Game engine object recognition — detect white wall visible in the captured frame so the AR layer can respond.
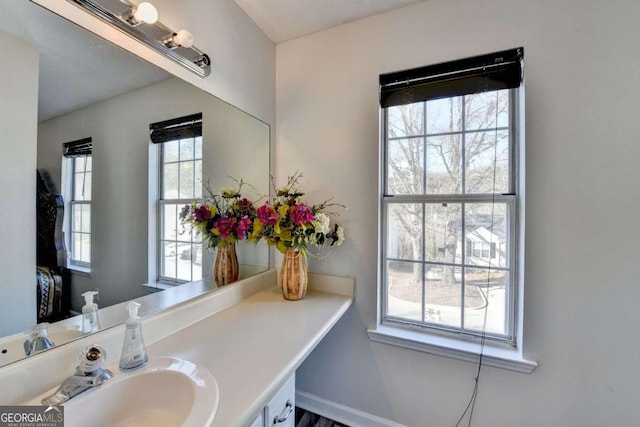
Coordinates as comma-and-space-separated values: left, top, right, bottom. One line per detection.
277, 0, 640, 425
38, 78, 269, 311
0, 33, 39, 336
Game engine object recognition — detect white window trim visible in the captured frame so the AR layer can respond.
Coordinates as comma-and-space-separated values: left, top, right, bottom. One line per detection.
141, 282, 175, 291
367, 324, 536, 373
68, 263, 91, 276
148, 142, 160, 285
372, 82, 536, 373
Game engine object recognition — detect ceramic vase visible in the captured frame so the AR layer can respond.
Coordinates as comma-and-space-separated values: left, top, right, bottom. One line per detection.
214, 242, 239, 286
280, 248, 308, 301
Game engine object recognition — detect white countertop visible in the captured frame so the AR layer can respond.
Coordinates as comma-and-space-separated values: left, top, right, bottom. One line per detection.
148, 285, 352, 427
0, 270, 352, 427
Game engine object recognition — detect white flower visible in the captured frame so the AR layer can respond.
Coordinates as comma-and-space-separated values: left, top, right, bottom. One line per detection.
313, 213, 331, 235
220, 187, 239, 198
334, 225, 345, 246
289, 184, 301, 194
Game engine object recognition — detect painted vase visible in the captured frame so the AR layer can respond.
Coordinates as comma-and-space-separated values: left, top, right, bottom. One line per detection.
280, 248, 308, 301
214, 242, 239, 286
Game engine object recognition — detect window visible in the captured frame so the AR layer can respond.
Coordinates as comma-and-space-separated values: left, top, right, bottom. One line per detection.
63, 137, 92, 268
379, 49, 523, 346
467, 241, 497, 259
151, 113, 203, 284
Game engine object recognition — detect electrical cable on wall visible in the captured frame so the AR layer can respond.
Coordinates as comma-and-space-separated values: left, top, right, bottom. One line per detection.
454, 91, 501, 427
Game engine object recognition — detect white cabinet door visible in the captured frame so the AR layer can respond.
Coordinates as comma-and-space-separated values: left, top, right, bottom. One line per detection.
265, 374, 295, 427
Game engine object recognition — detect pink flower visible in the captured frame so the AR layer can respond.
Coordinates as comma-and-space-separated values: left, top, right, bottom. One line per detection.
289, 204, 315, 226
213, 217, 235, 239
257, 204, 279, 225
235, 216, 252, 239
194, 205, 212, 222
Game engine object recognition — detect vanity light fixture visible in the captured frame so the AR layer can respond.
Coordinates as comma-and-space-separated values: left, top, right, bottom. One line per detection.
68, 0, 211, 77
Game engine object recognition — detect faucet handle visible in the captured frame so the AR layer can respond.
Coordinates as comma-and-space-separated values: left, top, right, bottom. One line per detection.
25, 322, 51, 339
78, 345, 107, 374
23, 323, 55, 356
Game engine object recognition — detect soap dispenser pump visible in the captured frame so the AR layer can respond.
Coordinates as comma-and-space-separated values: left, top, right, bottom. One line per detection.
119, 301, 148, 372
81, 291, 102, 333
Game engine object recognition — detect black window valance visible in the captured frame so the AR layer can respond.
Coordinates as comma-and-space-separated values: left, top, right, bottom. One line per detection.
380, 48, 523, 108
62, 137, 92, 157
149, 113, 203, 144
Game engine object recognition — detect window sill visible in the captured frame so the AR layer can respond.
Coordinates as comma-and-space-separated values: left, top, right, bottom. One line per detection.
141, 282, 176, 291
367, 324, 537, 373
68, 265, 91, 277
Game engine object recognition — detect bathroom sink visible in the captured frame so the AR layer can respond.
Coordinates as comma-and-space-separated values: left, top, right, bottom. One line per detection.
48, 325, 83, 343
58, 357, 219, 427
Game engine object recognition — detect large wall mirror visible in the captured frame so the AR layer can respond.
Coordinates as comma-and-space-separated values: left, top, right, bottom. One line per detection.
0, 0, 270, 368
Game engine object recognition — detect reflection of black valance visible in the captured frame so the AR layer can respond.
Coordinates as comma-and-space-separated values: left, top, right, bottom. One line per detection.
62, 137, 92, 157
380, 48, 523, 108
149, 113, 203, 144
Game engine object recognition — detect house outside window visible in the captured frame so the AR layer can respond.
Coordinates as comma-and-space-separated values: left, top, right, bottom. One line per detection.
378, 49, 524, 346
152, 113, 203, 284
63, 137, 92, 268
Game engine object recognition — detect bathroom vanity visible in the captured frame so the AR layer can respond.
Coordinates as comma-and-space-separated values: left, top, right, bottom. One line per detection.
0, 270, 353, 426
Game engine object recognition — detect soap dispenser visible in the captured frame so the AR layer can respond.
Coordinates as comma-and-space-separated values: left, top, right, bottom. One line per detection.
81, 291, 102, 333
119, 301, 148, 372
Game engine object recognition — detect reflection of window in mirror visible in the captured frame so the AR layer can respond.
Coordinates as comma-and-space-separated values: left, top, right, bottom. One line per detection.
62, 138, 93, 271
152, 113, 203, 284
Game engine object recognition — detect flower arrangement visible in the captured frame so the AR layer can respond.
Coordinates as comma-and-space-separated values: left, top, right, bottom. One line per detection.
180, 179, 257, 249
249, 172, 345, 255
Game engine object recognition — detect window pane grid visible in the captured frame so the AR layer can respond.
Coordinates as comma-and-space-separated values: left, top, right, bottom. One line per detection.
384, 200, 513, 339
382, 88, 516, 343
385, 257, 510, 272
382, 315, 512, 343
158, 137, 202, 284
386, 91, 511, 197
388, 126, 510, 142
70, 155, 91, 266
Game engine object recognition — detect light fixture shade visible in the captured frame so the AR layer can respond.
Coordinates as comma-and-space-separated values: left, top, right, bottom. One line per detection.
174, 29, 194, 48
133, 2, 158, 24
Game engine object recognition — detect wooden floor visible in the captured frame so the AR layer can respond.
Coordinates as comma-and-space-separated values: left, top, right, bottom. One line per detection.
295, 407, 349, 427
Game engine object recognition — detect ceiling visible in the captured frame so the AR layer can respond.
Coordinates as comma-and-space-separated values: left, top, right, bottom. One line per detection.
233, 0, 427, 43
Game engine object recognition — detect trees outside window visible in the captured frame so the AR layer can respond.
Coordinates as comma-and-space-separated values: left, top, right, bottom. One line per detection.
383, 89, 518, 340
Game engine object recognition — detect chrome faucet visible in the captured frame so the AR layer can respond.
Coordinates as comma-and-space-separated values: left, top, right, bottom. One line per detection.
24, 323, 55, 356
41, 345, 113, 407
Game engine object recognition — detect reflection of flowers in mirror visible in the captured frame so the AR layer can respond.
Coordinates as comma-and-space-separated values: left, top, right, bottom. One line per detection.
180, 178, 258, 249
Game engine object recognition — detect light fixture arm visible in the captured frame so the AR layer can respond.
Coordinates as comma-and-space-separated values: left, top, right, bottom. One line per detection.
68, 0, 211, 77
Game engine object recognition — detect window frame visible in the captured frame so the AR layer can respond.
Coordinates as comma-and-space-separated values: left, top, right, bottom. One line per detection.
156, 134, 203, 285
68, 155, 92, 269
380, 89, 519, 344
372, 65, 536, 371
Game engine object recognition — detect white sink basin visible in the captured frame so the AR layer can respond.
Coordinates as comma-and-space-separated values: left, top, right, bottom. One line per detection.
57, 357, 219, 427
48, 326, 84, 343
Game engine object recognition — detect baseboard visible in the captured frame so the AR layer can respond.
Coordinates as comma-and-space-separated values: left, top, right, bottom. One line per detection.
295, 390, 407, 427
